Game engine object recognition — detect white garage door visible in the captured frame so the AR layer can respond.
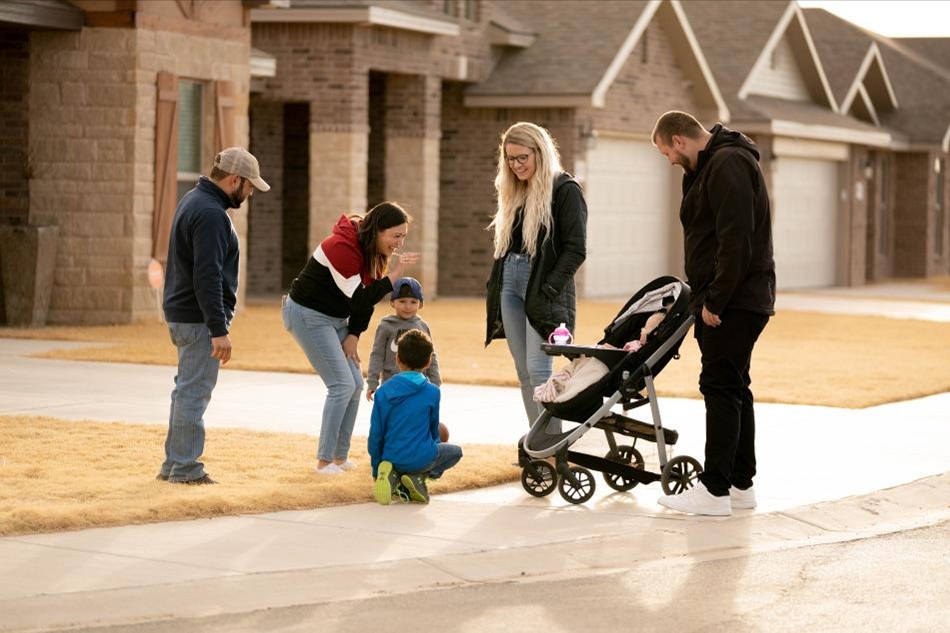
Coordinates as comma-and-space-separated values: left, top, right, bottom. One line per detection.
772, 157, 839, 289
583, 137, 675, 298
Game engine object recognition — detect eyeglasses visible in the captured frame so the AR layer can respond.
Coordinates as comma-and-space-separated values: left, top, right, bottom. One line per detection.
505, 151, 533, 166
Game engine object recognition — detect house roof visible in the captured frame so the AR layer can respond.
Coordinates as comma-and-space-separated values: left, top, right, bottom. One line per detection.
804, 8, 950, 149
678, 0, 790, 103
467, 0, 654, 102
896, 38, 950, 77
465, 0, 726, 117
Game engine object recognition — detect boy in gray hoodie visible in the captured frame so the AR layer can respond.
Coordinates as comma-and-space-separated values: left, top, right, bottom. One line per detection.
366, 277, 441, 401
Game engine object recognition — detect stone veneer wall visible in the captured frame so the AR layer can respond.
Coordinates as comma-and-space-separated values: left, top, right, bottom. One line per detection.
27, 25, 249, 324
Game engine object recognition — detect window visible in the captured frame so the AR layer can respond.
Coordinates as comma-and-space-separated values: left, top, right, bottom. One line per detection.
463, 0, 479, 21
177, 79, 204, 202
443, 0, 458, 17
936, 158, 945, 256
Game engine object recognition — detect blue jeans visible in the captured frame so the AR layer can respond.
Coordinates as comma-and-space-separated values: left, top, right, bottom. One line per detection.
423, 443, 463, 479
162, 322, 220, 482
500, 252, 553, 425
283, 296, 362, 462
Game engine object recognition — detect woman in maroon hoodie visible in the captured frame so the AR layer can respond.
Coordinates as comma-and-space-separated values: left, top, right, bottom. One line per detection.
283, 202, 418, 474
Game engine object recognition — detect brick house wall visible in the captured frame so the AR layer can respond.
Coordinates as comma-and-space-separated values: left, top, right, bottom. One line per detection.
893, 151, 930, 277
0, 29, 31, 323
247, 97, 284, 295
438, 82, 576, 296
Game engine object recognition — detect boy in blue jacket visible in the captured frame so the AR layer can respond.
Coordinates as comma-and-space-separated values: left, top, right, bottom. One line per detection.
369, 329, 463, 504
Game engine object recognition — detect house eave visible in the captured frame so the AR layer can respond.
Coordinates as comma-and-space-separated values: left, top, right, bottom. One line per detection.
250, 5, 460, 36
739, 118, 892, 147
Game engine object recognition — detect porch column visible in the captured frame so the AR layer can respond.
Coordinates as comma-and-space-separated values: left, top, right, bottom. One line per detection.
383, 74, 441, 296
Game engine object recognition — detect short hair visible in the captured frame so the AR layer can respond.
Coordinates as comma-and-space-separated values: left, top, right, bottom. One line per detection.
652, 111, 705, 146
396, 328, 433, 371
209, 165, 231, 181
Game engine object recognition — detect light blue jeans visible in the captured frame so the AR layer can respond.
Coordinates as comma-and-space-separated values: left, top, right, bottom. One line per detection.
162, 322, 220, 482
283, 296, 363, 462
500, 252, 553, 425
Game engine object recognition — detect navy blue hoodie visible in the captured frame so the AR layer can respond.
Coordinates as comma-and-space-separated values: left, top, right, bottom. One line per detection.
368, 372, 440, 477
162, 177, 240, 337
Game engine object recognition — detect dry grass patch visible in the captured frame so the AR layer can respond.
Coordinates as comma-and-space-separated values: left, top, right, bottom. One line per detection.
0, 415, 519, 537
4, 299, 950, 408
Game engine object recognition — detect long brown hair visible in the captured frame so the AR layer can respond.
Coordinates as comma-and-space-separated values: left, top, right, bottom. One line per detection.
357, 202, 412, 278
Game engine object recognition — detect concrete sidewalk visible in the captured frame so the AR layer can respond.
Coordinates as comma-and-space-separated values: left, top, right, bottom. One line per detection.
2, 286, 949, 631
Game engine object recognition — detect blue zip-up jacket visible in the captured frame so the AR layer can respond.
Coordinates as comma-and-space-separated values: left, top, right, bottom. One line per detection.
162, 177, 240, 337
368, 371, 440, 477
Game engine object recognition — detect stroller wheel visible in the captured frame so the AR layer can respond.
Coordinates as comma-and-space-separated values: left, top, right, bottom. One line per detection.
558, 466, 596, 504
660, 455, 703, 495
603, 445, 645, 492
521, 460, 557, 497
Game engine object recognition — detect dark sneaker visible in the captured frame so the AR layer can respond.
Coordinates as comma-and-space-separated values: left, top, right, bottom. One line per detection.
374, 461, 399, 505
400, 473, 429, 504
393, 483, 410, 504
171, 474, 217, 485
156, 473, 169, 481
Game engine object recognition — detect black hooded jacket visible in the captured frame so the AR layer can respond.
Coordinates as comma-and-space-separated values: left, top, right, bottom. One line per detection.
680, 124, 775, 317
484, 173, 588, 345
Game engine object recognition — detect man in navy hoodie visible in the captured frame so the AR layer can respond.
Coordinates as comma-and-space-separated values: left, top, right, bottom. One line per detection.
369, 329, 463, 504
158, 147, 270, 485
652, 111, 775, 516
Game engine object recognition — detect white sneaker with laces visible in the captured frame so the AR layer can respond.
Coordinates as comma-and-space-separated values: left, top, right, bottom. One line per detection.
338, 459, 358, 471
729, 485, 757, 509
314, 463, 344, 475
657, 481, 731, 516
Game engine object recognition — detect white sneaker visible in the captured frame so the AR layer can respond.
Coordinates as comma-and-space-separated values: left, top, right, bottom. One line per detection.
658, 481, 731, 516
338, 459, 358, 471
314, 463, 344, 475
729, 485, 757, 509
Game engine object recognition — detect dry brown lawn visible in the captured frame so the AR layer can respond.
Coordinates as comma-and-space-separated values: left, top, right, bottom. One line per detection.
0, 416, 519, 537
4, 297, 950, 408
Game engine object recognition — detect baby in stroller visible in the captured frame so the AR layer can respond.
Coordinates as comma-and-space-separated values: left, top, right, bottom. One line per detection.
518, 276, 703, 504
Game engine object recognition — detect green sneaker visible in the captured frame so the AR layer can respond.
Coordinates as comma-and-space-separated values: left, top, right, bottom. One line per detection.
400, 473, 429, 504
374, 461, 399, 505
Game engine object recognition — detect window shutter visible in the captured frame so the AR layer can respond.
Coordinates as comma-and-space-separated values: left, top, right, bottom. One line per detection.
215, 80, 236, 151
153, 71, 179, 264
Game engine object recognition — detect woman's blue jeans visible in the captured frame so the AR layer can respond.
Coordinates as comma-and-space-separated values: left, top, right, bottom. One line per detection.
162, 322, 220, 482
500, 252, 553, 425
283, 296, 363, 462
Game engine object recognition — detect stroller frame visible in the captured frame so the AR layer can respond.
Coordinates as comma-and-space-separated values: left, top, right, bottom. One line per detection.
518, 277, 703, 504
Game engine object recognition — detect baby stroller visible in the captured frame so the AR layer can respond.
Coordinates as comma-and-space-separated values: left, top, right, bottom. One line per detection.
518, 275, 701, 504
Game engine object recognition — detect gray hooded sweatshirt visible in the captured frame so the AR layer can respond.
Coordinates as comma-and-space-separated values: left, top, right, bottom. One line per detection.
366, 314, 441, 392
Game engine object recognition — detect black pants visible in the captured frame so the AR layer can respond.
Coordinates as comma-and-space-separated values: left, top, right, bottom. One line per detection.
694, 309, 769, 496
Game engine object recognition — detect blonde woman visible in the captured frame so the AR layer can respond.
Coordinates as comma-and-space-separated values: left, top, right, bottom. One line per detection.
484, 122, 588, 424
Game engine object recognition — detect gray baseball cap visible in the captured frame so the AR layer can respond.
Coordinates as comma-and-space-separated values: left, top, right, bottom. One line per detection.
214, 147, 270, 192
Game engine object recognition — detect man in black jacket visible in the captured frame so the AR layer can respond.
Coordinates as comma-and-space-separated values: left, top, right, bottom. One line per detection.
158, 147, 269, 484
652, 111, 775, 516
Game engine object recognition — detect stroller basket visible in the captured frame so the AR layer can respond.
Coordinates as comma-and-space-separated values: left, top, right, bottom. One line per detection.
518, 275, 702, 504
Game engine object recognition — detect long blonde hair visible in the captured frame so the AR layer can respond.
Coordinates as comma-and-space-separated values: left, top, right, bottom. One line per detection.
489, 122, 563, 259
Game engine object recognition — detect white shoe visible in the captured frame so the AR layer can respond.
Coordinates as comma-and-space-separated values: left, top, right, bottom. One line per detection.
730, 485, 757, 509
314, 463, 344, 475
337, 459, 358, 471
658, 481, 731, 516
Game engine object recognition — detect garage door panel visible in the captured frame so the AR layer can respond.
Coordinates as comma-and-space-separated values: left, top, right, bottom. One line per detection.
772, 157, 839, 289
584, 138, 674, 297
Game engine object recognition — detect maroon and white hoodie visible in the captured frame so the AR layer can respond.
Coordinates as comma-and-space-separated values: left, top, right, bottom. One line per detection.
288, 215, 394, 337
